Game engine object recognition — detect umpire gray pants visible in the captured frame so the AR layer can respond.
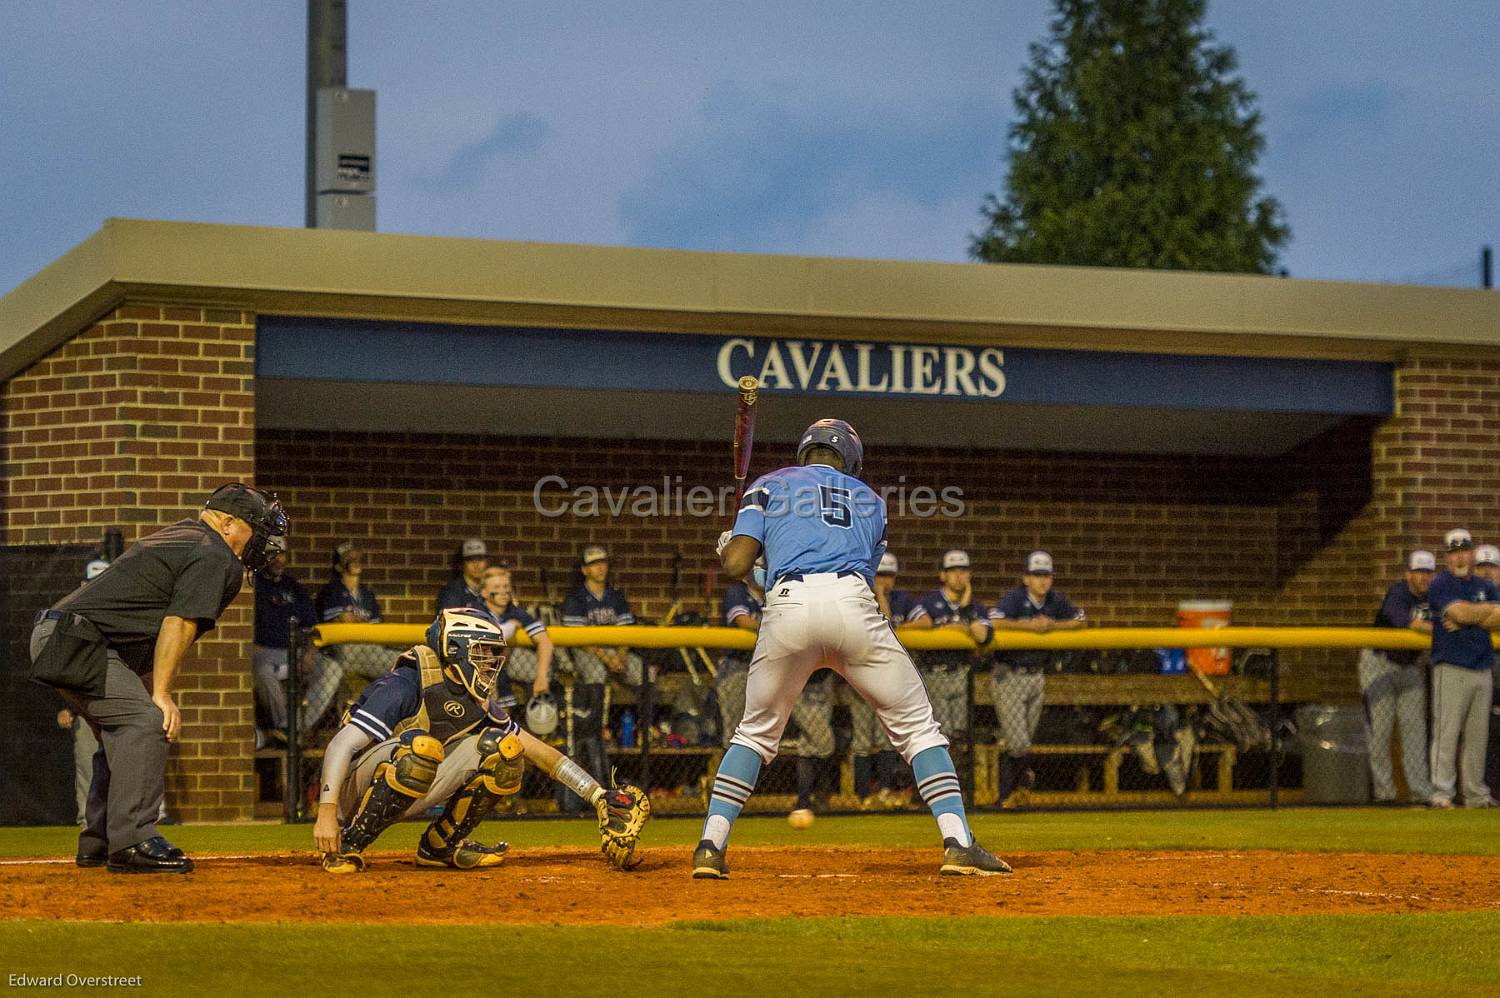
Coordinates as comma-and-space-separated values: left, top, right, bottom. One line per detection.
1430, 663, 1494, 806
1357, 649, 1433, 801
32, 619, 164, 855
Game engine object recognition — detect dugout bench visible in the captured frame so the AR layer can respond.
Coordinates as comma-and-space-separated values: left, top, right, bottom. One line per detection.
255, 662, 1293, 818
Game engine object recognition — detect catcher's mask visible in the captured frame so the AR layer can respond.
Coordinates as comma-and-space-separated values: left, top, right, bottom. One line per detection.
526, 692, 559, 736
426, 608, 508, 702
204, 483, 289, 574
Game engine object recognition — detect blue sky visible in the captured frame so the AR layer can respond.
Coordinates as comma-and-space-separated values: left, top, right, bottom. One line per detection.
2, 1, 1496, 295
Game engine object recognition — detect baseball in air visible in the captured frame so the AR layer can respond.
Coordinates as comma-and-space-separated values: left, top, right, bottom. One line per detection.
788, 808, 815, 830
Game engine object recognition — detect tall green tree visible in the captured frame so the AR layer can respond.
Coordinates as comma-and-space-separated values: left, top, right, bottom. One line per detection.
971, 0, 1288, 273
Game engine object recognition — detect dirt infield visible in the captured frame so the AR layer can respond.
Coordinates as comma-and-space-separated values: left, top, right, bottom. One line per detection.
4, 847, 1498, 924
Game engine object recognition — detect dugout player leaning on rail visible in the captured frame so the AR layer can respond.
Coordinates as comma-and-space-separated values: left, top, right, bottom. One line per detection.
29, 484, 288, 874
906, 550, 992, 749
1425, 529, 1499, 809
988, 551, 1087, 806
1356, 549, 1436, 805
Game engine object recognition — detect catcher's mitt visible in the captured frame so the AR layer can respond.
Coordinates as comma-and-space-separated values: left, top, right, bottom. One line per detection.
596, 773, 650, 871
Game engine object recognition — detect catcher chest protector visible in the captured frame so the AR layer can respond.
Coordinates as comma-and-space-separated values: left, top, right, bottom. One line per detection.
394, 645, 494, 746
421, 726, 525, 861
341, 730, 445, 855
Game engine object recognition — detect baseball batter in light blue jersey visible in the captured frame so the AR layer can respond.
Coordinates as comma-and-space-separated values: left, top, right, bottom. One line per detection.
692, 418, 1012, 878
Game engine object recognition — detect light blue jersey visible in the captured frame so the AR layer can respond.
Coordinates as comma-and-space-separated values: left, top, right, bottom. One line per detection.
731, 464, 886, 588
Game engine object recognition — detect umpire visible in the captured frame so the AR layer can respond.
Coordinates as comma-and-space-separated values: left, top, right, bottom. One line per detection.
28, 483, 287, 873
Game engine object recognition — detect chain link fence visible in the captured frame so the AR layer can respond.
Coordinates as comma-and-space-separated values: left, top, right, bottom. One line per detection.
258, 620, 1366, 821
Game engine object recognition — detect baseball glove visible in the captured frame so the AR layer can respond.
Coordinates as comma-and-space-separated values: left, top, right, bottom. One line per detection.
596, 772, 651, 871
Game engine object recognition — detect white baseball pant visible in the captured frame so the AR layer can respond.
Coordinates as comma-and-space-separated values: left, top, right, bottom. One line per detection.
730, 573, 948, 764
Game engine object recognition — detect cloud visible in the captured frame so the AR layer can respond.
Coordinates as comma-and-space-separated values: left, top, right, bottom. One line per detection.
415, 112, 550, 193
618, 87, 1007, 257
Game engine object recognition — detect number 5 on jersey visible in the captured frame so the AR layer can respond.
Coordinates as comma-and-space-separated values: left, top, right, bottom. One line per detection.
820, 485, 853, 529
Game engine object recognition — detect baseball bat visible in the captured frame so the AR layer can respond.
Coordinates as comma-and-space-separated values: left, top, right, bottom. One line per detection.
732, 375, 760, 510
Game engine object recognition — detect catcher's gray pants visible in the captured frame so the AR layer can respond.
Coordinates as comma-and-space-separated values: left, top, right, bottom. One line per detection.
850, 689, 895, 755
253, 645, 340, 734
991, 667, 1046, 757
785, 674, 836, 759
1430, 663, 1494, 805
72, 717, 97, 825
32, 620, 164, 855
337, 729, 494, 824
919, 666, 970, 741
1357, 650, 1433, 801
716, 659, 749, 747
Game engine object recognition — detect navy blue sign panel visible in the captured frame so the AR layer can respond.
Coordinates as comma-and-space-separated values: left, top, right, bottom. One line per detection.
257, 316, 1392, 415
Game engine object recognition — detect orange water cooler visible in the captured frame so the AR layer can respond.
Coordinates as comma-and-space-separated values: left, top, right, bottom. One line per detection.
1176, 600, 1233, 676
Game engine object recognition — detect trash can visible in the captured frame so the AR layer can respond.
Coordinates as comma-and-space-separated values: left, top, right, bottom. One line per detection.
1296, 704, 1370, 804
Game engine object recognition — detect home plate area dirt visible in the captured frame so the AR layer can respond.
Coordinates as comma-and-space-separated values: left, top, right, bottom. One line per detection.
5, 848, 1498, 924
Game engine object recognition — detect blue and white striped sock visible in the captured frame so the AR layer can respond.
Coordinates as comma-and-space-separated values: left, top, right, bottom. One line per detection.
701, 744, 763, 849
912, 746, 972, 847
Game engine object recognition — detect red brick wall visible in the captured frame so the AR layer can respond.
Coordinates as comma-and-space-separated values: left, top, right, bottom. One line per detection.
258, 417, 1379, 700
1, 305, 257, 821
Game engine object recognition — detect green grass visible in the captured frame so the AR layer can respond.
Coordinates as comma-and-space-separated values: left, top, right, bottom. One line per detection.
5, 810, 1498, 996
2, 914, 1498, 997
2, 806, 1496, 857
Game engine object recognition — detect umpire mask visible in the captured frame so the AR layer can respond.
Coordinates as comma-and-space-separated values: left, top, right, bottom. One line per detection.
204, 483, 290, 573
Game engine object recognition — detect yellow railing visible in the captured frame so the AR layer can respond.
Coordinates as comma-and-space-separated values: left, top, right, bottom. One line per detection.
311, 622, 1459, 652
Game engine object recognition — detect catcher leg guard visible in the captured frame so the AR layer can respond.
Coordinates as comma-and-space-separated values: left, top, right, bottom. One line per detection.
597, 768, 651, 871
416, 728, 524, 870
331, 731, 444, 871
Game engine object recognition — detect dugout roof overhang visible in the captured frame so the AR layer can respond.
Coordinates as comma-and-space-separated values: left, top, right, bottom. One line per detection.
5, 219, 1500, 455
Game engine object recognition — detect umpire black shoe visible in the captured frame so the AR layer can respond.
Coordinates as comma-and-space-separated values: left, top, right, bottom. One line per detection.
75, 849, 108, 868
691, 839, 729, 879
939, 838, 1013, 877
107, 836, 194, 874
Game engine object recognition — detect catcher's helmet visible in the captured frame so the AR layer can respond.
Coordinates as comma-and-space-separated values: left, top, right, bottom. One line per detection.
425, 608, 508, 702
525, 691, 559, 736
204, 482, 289, 573
796, 418, 863, 478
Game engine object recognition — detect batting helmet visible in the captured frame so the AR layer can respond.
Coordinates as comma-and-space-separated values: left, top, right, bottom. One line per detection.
525, 691, 559, 736
796, 418, 863, 478
426, 608, 508, 702
204, 482, 289, 573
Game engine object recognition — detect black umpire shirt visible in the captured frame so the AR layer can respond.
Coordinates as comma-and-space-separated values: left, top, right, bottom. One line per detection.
51, 518, 244, 672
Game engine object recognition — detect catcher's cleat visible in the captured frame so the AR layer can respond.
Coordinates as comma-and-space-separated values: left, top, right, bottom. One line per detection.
691, 839, 729, 880
939, 838, 1013, 877
415, 837, 508, 870
321, 851, 366, 874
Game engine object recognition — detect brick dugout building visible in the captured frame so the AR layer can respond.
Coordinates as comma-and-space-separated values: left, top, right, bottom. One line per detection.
3, 219, 1497, 821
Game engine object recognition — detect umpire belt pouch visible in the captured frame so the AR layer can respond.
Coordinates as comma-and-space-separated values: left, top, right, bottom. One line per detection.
30, 613, 108, 696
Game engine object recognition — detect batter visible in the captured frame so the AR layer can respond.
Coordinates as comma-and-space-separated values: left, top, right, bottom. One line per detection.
692, 418, 1011, 878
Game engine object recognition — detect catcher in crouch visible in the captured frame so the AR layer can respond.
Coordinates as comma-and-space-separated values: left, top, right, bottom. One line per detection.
314, 608, 649, 873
